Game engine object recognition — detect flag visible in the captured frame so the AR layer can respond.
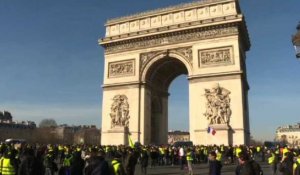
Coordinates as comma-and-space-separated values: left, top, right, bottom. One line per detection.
207, 127, 211, 133
211, 128, 216, 135
128, 134, 134, 148
207, 126, 216, 136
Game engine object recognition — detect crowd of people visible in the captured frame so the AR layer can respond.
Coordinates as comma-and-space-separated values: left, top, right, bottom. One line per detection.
0, 142, 300, 175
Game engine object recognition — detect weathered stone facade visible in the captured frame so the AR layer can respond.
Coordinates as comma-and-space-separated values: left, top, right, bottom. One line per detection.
276, 123, 300, 147
99, 0, 250, 146
168, 131, 190, 145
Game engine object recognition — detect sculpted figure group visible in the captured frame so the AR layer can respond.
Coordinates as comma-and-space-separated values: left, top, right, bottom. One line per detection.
204, 83, 232, 125
110, 95, 130, 128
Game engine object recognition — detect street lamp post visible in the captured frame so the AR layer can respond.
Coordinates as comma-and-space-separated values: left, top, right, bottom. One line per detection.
292, 22, 300, 59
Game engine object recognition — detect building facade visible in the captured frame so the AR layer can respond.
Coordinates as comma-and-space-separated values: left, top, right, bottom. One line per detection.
276, 123, 300, 147
168, 130, 190, 145
0, 111, 101, 144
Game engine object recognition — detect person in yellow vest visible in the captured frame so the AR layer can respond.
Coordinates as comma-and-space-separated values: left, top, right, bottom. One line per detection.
267, 149, 278, 175
235, 146, 242, 164
282, 146, 289, 160
140, 148, 149, 175
293, 154, 300, 175
60, 150, 73, 175
203, 147, 208, 163
44, 149, 58, 175
158, 146, 164, 166
208, 151, 222, 175
0, 149, 18, 175
186, 148, 194, 175
255, 145, 261, 161
216, 149, 222, 163
279, 151, 293, 175
111, 152, 126, 175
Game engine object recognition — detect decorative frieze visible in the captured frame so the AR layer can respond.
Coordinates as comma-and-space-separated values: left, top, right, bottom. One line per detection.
198, 46, 233, 67
104, 26, 238, 54
108, 59, 135, 78
105, 0, 237, 37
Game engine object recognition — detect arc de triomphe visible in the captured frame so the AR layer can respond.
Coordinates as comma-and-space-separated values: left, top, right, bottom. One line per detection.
99, 0, 250, 146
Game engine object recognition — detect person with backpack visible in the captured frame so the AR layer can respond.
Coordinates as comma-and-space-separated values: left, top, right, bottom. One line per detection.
235, 151, 263, 175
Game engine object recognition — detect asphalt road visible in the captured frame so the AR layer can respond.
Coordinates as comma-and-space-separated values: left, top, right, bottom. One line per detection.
134, 161, 272, 175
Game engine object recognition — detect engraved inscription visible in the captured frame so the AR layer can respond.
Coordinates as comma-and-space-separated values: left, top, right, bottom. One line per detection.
199, 47, 233, 67
108, 59, 135, 78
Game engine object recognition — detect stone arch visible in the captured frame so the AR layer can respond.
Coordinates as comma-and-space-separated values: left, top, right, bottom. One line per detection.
141, 50, 193, 85
99, 0, 251, 146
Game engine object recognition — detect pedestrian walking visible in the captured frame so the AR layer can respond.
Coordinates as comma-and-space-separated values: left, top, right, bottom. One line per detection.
186, 148, 194, 175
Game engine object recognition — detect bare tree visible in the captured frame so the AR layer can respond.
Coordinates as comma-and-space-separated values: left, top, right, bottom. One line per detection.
39, 118, 57, 128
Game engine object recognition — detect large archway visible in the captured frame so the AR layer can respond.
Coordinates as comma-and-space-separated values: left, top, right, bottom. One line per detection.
100, 0, 251, 146
143, 54, 189, 144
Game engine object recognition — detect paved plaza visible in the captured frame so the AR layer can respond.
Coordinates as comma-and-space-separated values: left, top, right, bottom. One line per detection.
134, 162, 271, 175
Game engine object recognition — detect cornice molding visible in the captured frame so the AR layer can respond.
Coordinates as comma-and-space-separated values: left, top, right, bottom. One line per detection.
102, 23, 239, 54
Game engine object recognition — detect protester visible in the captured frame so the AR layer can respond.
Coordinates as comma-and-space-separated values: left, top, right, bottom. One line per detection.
209, 151, 222, 175
279, 152, 294, 175
70, 150, 84, 175
84, 148, 111, 175
125, 148, 138, 175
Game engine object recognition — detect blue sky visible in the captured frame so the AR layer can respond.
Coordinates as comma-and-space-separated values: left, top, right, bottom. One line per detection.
1, 0, 300, 141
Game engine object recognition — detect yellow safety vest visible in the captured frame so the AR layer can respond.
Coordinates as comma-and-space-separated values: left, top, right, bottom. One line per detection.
256, 146, 261, 152
236, 148, 242, 157
216, 152, 222, 161
293, 158, 300, 174
186, 152, 193, 161
58, 145, 64, 151
0, 157, 15, 175
268, 153, 275, 164
203, 148, 208, 155
159, 148, 164, 155
63, 156, 72, 167
112, 159, 120, 175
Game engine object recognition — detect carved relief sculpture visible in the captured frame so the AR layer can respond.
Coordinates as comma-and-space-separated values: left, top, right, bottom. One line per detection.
108, 59, 134, 78
199, 47, 233, 67
203, 83, 232, 125
110, 95, 130, 128
140, 47, 192, 74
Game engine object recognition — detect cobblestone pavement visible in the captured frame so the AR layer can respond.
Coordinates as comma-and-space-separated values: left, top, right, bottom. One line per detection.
134, 161, 271, 175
